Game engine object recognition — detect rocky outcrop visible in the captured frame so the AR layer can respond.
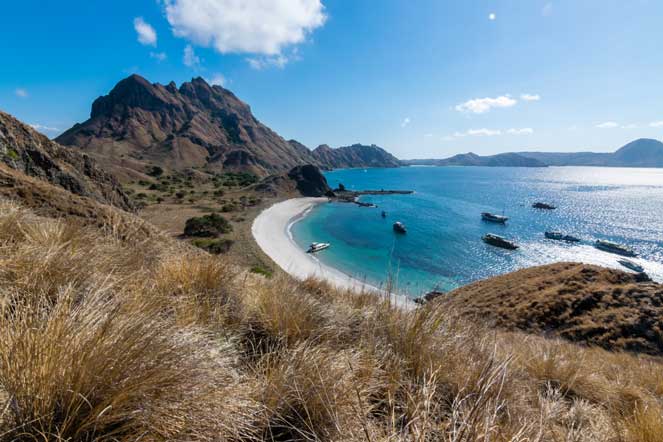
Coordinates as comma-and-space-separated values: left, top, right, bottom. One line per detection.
0, 110, 133, 211
311, 143, 401, 169
253, 164, 333, 197
404, 152, 546, 167
56, 75, 320, 180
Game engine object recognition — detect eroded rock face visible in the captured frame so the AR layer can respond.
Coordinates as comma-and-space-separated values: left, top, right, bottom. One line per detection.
0, 111, 133, 211
56, 75, 319, 179
287, 165, 333, 197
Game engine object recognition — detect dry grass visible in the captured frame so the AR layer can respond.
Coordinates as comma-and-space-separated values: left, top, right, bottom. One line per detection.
0, 199, 662, 441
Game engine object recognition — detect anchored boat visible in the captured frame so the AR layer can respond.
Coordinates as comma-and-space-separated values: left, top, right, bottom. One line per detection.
393, 222, 407, 234
307, 242, 330, 253
594, 240, 637, 257
533, 202, 556, 210
618, 258, 644, 273
481, 212, 509, 224
545, 231, 581, 242
482, 234, 519, 250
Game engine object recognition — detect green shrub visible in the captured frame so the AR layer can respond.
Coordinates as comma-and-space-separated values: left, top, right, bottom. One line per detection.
191, 238, 234, 254
6, 149, 19, 160
184, 214, 233, 237
250, 265, 273, 278
146, 166, 164, 177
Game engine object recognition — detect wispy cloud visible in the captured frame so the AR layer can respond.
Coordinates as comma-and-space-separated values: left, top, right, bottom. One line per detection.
246, 54, 290, 70
183, 44, 200, 68
423, 133, 433, 138
520, 93, 540, 102
488, 12, 496, 21
134, 17, 157, 46
401, 117, 411, 128
507, 128, 534, 135
454, 128, 502, 137
621, 123, 638, 129
30, 123, 60, 133
650, 121, 663, 128
596, 121, 619, 129
150, 52, 167, 62
455, 95, 517, 114
15, 88, 28, 98
206, 74, 226, 87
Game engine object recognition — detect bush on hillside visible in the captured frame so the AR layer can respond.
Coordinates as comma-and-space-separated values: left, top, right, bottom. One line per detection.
183, 213, 233, 237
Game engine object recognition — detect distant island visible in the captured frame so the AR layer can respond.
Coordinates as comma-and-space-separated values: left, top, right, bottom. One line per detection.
405, 138, 663, 168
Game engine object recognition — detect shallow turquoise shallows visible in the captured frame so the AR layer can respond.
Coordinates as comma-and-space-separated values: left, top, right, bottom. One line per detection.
291, 166, 663, 297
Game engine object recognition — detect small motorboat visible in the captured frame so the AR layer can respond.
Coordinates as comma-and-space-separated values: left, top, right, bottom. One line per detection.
545, 231, 581, 242
482, 234, 518, 250
307, 242, 330, 253
393, 222, 407, 234
594, 240, 637, 257
381, 211, 387, 218
533, 202, 556, 210
618, 259, 644, 273
481, 212, 509, 224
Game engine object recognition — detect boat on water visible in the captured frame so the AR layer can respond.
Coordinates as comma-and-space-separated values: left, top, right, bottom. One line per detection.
307, 242, 330, 253
482, 234, 518, 250
481, 212, 509, 224
381, 210, 387, 218
393, 222, 407, 233
618, 258, 644, 273
545, 231, 581, 242
594, 240, 637, 257
533, 202, 556, 210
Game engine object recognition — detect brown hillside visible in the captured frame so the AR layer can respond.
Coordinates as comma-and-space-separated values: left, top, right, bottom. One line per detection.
439, 262, 663, 355
0, 111, 132, 211
56, 75, 319, 180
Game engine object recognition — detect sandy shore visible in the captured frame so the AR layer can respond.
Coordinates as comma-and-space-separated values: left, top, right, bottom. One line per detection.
252, 198, 414, 308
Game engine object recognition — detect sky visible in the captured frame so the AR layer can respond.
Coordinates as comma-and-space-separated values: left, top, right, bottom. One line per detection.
1, 0, 662, 159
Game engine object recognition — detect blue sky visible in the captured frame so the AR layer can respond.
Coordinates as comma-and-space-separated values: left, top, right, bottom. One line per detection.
1, 0, 662, 158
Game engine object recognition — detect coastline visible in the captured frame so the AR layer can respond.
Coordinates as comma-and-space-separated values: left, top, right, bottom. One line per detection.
251, 197, 414, 309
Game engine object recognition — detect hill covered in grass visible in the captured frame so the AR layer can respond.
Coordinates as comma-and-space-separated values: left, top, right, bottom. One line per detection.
439, 262, 663, 355
1, 202, 663, 441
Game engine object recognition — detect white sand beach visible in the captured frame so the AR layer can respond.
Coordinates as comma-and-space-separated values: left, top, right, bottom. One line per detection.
252, 198, 414, 308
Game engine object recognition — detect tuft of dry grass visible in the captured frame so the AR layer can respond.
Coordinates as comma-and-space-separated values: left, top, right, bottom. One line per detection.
1, 199, 663, 441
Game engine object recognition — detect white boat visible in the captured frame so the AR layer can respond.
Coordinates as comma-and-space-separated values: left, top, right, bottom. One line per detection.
481, 212, 509, 224
307, 242, 330, 253
618, 259, 644, 273
393, 222, 407, 233
594, 240, 637, 257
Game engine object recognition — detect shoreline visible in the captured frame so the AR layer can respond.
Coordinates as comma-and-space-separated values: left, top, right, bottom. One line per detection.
252, 198, 414, 309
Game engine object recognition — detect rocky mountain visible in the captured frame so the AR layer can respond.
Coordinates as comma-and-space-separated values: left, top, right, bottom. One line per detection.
0, 110, 133, 211
404, 152, 546, 167
56, 75, 319, 180
252, 164, 333, 197
311, 143, 401, 169
519, 139, 663, 167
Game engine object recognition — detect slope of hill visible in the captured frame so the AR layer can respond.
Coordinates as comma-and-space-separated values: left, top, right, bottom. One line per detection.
0, 110, 133, 211
311, 143, 401, 169
404, 152, 546, 167
520, 138, 663, 167
56, 75, 319, 180
438, 262, 663, 355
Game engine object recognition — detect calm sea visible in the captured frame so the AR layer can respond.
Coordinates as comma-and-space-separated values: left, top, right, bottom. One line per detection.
291, 166, 663, 297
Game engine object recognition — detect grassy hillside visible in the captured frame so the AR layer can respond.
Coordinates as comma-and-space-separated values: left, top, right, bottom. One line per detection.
1, 200, 663, 441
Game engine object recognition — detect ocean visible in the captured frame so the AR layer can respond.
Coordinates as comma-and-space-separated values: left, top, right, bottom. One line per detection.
291, 166, 663, 297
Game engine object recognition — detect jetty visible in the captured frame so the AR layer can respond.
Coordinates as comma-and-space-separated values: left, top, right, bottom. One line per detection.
333, 189, 414, 207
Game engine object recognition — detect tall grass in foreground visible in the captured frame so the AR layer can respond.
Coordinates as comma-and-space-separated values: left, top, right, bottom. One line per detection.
0, 199, 662, 441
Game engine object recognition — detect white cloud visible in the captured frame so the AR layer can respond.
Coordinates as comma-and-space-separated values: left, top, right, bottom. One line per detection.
150, 51, 167, 61
424, 133, 433, 138
520, 93, 540, 101
206, 73, 226, 86
454, 128, 502, 137
163, 0, 326, 68
542, 2, 553, 16
622, 123, 638, 129
183, 44, 200, 68
507, 128, 534, 135
488, 12, 496, 21
246, 54, 290, 70
455, 95, 517, 114
401, 117, 411, 128
596, 121, 619, 129
650, 121, 663, 128
134, 17, 157, 46
15, 88, 28, 98
30, 124, 60, 133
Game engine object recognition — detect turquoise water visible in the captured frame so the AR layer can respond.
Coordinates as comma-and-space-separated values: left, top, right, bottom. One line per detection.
291, 166, 663, 297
